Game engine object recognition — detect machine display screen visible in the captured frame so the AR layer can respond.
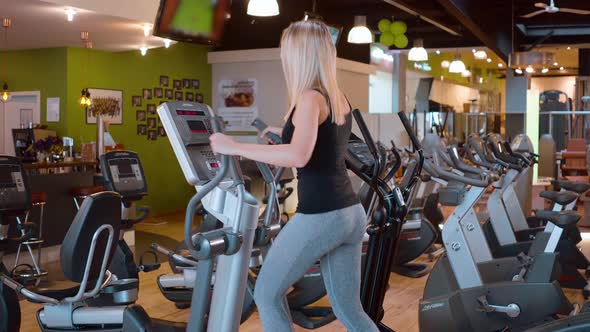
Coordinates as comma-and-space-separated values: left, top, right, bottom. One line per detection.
187, 120, 208, 133
177, 110, 205, 116
116, 162, 135, 178
0, 169, 13, 185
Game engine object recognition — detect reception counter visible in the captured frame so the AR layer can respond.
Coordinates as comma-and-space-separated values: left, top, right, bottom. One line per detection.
19, 161, 98, 248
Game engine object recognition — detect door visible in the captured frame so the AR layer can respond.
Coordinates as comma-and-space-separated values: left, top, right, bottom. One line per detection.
0, 92, 41, 155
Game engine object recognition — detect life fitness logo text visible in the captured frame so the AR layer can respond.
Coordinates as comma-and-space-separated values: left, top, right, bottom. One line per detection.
421, 302, 445, 312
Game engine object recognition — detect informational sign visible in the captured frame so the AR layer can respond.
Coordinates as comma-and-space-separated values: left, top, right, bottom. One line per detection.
217, 79, 258, 138
46, 97, 60, 122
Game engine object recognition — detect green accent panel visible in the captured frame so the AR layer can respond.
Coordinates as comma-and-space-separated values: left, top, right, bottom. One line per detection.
2, 43, 212, 214
0, 48, 68, 134
65, 43, 211, 213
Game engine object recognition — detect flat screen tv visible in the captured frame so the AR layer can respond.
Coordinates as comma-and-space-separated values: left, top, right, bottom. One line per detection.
153, 0, 231, 45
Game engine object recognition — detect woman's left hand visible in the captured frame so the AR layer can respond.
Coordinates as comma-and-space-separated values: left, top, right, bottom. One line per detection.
210, 133, 239, 155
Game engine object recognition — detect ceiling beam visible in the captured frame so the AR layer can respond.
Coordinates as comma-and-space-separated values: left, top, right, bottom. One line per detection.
436, 0, 511, 62
381, 0, 462, 36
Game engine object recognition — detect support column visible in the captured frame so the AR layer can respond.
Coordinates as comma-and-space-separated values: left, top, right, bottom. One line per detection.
504, 69, 529, 138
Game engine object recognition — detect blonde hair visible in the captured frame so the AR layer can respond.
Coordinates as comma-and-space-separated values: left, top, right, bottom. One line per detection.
280, 20, 347, 125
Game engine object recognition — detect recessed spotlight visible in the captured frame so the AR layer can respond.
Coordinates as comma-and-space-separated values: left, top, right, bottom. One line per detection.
441, 60, 450, 69
567, 46, 571, 50
479, 77, 484, 84
498, 63, 504, 68
525, 66, 534, 73
560, 66, 565, 71
553, 62, 558, 66
486, 58, 492, 63
515, 68, 523, 74
541, 67, 549, 74
472, 49, 476, 53
474, 50, 487, 59
435, 49, 441, 54
140, 47, 148, 56
65, 8, 76, 22
163, 39, 171, 48
143, 24, 152, 37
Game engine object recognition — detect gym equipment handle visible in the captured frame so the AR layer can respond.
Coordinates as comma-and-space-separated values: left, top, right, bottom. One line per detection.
352, 109, 379, 161
397, 111, 422, 151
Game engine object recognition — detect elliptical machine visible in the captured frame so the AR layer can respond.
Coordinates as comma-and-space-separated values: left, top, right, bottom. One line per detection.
346, 110, 424, 331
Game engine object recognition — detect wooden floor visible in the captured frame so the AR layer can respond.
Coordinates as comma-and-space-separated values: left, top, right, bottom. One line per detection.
15, 192, 590, 332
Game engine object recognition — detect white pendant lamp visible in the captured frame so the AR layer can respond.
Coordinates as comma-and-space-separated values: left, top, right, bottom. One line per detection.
449, 54, 466, 73
247, 0, 279, 17
441, 60, 450, 69
347, 16, 373, 44
473, 50, 487, 60
408, 39, 428, 62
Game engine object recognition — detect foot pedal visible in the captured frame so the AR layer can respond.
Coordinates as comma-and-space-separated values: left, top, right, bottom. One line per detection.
138, 250, 161, 272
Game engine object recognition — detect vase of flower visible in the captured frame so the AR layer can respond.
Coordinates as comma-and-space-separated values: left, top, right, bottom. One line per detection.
88, 97, 120, 158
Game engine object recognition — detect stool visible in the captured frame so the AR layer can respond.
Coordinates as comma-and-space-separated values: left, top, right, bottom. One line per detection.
13, 192, 48, 282
70, 186, 105, 210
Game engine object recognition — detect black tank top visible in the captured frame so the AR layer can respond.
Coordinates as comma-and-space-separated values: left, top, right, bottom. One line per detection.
281, 92, 359, 214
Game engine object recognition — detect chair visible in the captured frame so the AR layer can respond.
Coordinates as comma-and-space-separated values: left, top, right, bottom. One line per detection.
561, 138, 587, 176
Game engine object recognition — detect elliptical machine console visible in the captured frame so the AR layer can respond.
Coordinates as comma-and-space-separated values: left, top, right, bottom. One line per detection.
100, 151, 147, 199
159, 101, 260, 332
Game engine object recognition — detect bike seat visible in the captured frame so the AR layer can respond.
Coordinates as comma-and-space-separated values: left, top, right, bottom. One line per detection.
552, 180, 590, 194
533, 210, 581, 228
539, 190, 578, 205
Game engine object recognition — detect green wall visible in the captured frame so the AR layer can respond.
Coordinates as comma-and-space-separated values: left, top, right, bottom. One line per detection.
1, 48, 68, 134
1, 43, 212, 214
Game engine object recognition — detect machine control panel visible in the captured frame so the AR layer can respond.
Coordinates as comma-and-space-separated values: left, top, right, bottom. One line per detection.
347, 140, 376, 175
0, 156, 31, 212
158, 102, 222, 185
100, 151, 147, 200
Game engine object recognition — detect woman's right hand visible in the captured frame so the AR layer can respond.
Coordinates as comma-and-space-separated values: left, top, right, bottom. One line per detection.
261, 126, 283, 144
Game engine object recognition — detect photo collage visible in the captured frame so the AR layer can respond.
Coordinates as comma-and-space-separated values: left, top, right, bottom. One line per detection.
133, 75, 204, 140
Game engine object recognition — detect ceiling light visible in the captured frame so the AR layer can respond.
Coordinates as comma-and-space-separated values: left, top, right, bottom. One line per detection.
140, 47, 148, 56
449, 54, 466, 73
408, 39, 428, 62
486, 58, 492, 63
472, 49, 476, 53
560, 66, 565, 71
461, 69, 471, 77
498, 63, 504, 68
525, 66, 534, 73
441, 60, 450, 68
515, 68, 523, 74
143, 24, 152, 37
479, 77, 484, 84
435, 49, 440, 54
247, 0, 279, 17
474, 50, 487, 60
65, 8, 76, 22
163, 39, 171, 48
347, 16, 373, 44
553, 62, 558, 66
567, 46, 571, 50
541, 67, 549, 74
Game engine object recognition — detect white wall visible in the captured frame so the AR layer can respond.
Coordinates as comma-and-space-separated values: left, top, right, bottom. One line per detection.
406, 70, 480, 113
530, 76, 576, 102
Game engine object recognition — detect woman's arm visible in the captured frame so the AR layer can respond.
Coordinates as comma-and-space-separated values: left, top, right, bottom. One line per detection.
210, 90, 324, 168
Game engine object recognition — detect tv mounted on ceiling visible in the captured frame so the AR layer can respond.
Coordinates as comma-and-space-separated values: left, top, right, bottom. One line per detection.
153, 0, 231, 45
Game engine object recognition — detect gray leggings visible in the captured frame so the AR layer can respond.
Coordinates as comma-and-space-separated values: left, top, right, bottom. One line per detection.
253, 203, 379, 332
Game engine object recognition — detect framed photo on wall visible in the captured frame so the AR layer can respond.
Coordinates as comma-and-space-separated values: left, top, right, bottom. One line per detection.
160, 75, 169, 87
165, 89, 173, 99
143, 88, 152, 100
137, 124, 147, 135
136, 110, 146, 122
158, 126, 166, 137
196, 93, 204, 103
173, 80, 182, 89
86, 88, 123, 124
186, 92, 194, 101
147, 117, 157, 129
132, 95, 142, 107
147, 104, 157, 115
154, 88, 163, 98
175, 91, 183, 101
183, 79, 190, 88
148, 130, 157, 141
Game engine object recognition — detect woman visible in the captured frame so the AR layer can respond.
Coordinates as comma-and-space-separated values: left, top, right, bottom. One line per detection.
209, 19, 378, 332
